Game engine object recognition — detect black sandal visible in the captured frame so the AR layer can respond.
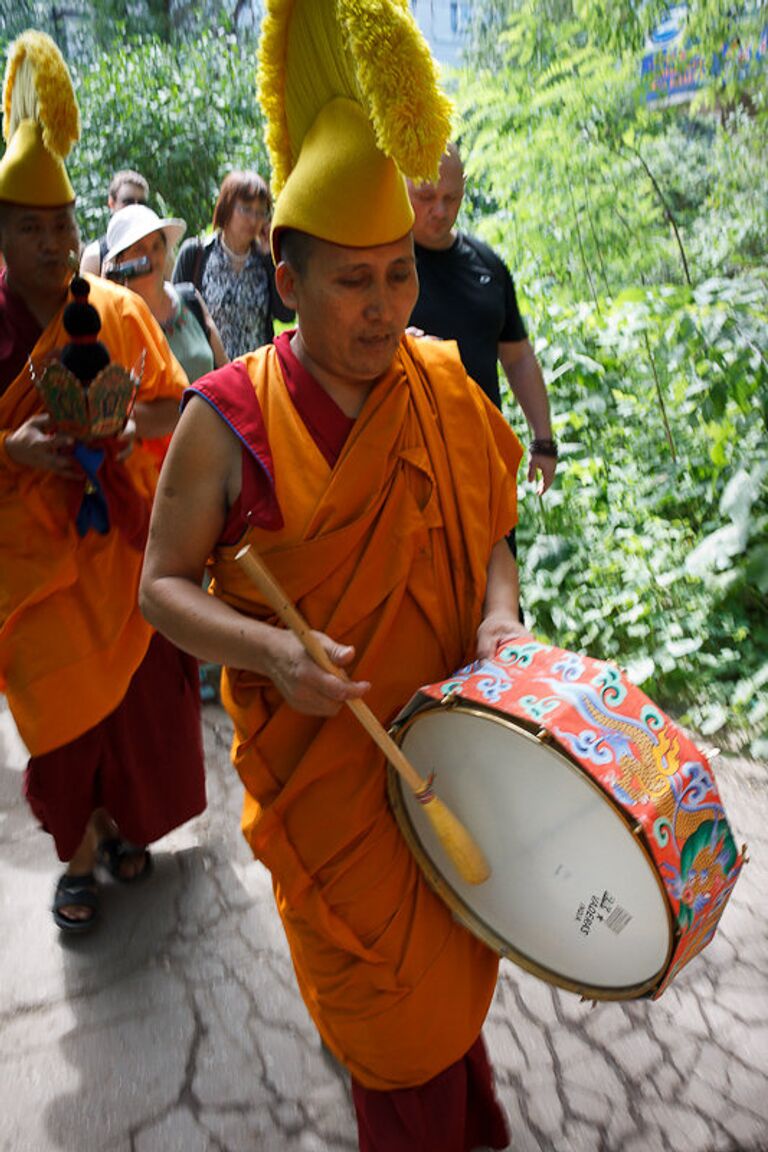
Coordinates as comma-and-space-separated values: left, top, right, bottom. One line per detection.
96, 837, 153, 883
52, 872, 99, 933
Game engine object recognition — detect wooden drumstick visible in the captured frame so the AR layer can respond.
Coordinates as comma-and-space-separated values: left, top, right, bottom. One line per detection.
235, 543, 491, 886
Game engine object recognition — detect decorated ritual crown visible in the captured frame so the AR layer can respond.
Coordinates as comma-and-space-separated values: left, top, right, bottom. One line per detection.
30, 276, 142, 441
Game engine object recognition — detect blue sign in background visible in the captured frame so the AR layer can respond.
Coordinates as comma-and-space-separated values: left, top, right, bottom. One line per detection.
641, 5, 766, 105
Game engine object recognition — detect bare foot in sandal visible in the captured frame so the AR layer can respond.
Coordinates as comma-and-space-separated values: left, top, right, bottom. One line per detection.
52, 871, 99, 932
96, 837, 152, 883
88, 809, 152, 882
52, 818, 102, 929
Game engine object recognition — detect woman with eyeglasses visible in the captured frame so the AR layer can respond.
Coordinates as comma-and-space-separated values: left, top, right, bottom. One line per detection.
172, 170, 293, 360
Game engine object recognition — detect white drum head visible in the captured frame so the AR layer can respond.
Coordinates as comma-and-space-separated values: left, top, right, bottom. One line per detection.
393, 704, 673, 997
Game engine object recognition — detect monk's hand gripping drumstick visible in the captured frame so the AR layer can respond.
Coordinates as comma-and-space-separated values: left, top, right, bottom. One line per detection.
235, 544, 490, 886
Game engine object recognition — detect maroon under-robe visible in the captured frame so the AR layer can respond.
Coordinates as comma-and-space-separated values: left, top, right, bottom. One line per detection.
25, 632, 205, 861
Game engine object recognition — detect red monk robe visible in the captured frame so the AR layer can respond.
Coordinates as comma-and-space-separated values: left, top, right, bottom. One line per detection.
0, 271, 205, 857
191, 331, 521, 1111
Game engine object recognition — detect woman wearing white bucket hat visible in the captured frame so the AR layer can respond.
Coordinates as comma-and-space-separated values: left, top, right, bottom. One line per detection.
104, 203, 228, 383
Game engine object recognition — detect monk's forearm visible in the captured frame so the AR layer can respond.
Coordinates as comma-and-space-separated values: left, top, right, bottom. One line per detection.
0, 429, 25, 472
483, 538, 521, 619
139, 573, 371, 715
133, 398, 181, 440
139, 574, 286, 674
475, 539, 530, 659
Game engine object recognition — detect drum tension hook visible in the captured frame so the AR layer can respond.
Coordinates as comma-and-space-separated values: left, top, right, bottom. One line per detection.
439, 688, 461, 708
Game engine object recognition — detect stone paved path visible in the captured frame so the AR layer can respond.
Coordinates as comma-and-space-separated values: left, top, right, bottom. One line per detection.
1, 700, 766, 1152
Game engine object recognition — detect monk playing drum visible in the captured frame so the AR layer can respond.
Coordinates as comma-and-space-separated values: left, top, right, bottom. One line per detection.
140, 3, 529, 1148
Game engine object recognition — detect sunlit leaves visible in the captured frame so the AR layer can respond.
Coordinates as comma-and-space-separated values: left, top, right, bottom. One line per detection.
68, 30, 268, 242
498, 269, 766, 752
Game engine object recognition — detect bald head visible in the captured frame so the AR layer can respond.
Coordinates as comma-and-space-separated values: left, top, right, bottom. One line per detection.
443, 141, 463, 173
407, 142, 465, 251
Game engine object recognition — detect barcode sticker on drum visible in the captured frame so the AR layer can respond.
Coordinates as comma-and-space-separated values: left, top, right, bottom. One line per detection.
605, 902, 632, 935
575, 891, 632, 937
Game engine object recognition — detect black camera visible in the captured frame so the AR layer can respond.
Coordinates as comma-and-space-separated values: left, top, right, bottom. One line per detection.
105, 255, 152, 283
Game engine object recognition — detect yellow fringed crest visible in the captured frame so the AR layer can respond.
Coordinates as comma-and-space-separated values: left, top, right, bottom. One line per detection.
341, 0, 453, 184
257, 0, 453, 198
3, 30, 80, 157
257, 0, 296, 197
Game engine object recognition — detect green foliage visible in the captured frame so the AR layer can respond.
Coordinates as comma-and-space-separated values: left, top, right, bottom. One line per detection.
470, 0, 768, 109
0, 1, 259, 56
68, 29, 268, 243
507, 276, 767, 747
0, 1, 68, 48
458, 1, 767, 753
86, 1, 258, 49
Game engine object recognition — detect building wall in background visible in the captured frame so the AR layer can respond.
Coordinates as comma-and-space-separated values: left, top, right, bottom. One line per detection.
410, 0, 472, 67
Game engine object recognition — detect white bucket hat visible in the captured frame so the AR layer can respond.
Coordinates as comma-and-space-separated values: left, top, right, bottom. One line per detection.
104, 203, 186, 264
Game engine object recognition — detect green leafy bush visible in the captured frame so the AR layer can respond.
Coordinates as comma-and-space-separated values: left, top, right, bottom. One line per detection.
455, 2, 767, 753
68, 29, 268, 243
506, 276, 766, 750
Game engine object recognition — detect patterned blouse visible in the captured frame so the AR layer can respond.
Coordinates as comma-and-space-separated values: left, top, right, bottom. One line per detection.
200, 233, 272, 360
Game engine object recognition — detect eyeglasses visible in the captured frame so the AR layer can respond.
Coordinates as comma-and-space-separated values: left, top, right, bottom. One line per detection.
235, 202, 270, 222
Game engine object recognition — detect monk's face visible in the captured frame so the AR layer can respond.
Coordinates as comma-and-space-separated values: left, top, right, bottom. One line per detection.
407, 149, 465, 251
277, 232, 419, 401
0, 204, 79, 298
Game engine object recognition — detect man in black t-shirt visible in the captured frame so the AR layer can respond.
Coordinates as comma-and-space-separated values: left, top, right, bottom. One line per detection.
408, 143, 557, 493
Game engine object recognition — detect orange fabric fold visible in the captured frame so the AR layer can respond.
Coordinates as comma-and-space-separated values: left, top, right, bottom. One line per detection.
209, 335, 522, 1090
0, 275, 188, 755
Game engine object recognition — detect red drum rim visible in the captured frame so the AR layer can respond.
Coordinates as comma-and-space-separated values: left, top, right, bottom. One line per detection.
388, 700, 677, 1001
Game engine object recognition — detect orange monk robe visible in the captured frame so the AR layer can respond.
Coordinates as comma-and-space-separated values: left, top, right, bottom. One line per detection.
0, 275, 188, 756
207, 335, 522, 1091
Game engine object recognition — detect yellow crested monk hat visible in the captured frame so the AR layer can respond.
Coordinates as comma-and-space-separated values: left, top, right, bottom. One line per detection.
0, 30, 80, 207
257, 0, 453, 258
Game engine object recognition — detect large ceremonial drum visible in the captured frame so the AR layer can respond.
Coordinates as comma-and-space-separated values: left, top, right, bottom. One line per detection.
388, 640, 745, 1000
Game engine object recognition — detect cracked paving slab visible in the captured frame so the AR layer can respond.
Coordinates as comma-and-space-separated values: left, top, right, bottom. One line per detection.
0, 698, 765, 1151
